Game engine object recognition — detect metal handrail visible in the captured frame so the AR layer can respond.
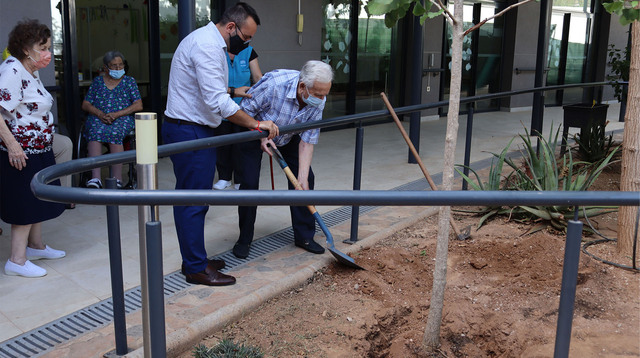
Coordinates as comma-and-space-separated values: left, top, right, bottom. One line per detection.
33, 80, 629, 205
30, 81, 637, 358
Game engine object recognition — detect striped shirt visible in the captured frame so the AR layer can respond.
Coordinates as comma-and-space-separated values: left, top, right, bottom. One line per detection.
241, 70, 324, 146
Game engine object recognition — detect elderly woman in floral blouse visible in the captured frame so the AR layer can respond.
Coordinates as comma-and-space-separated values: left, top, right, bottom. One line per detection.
81, 50, 142, 189
0, 19, 66, 278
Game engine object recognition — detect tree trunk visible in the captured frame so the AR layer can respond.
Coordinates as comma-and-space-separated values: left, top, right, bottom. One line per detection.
423, 3, 464, 350
618, 21, 640, 258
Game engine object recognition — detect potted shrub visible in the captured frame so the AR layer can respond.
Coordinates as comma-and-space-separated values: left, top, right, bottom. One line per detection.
561, 102, 609, 155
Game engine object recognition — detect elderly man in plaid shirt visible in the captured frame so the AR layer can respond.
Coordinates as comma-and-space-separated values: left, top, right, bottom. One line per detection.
232, 60, 334, 259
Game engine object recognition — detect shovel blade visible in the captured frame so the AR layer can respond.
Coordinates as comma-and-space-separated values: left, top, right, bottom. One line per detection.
328, 248, 365, 270
312, 212, 365, 270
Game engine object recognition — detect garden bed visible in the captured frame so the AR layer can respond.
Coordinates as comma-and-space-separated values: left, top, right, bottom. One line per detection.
181, 162, 639, 357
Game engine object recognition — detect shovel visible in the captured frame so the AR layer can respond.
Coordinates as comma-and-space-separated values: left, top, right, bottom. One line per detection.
268, 144, 364, 269
381, 92, 472, 240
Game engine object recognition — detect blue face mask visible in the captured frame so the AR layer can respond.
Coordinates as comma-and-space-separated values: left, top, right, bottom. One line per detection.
109, 69, 125, 79
302, 87, 325, 107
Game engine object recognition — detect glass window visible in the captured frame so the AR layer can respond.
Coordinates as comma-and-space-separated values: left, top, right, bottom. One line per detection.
321, 0, 352, 118
355, 2, 393, 113
545, 4, 592, 105
321, 0, 393, 117
443, 1, 504, 113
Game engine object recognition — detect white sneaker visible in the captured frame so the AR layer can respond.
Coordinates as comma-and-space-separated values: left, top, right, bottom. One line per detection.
86, 178, 103, 189
26, 245, 66, 260
213, 180, 232, 190
5, 260, 47, 277
234, 184, 240, 190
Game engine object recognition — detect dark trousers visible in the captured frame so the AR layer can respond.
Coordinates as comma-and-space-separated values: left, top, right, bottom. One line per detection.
214, 120, 242, 182
236, 135, 316, 245
162, 120, 217, 274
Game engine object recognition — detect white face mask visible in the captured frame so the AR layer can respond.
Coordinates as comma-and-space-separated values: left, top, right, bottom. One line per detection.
302, 87, 325, 107
109, 69, 125, 79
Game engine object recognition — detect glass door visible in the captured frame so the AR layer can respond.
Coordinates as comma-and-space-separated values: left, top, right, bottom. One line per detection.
545, 2, 592, 106
321, 0, 394, 118
442, 1, 505, 114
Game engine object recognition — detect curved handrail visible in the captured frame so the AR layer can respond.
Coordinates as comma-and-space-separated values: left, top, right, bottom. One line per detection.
32, 81, 635, 207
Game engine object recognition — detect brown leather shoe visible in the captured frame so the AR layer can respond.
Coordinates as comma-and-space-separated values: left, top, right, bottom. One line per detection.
184, 264, 236, 286
181, 259, 225, 274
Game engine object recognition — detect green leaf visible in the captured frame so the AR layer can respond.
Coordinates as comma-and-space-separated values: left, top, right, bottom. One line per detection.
427, 9, 444, 18
478, 208, 500, 229
521, 222, 548, 236
603, 1, 623, 13
519, 206, 552, 220
413, 1, 426, 16
455, 165, 485, 191
384, 11, 399, 28
365, 0, 397, 16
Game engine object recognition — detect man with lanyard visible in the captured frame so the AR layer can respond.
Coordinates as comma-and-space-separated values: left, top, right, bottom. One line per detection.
163, 3, 278, 286
232, 60, 334, 259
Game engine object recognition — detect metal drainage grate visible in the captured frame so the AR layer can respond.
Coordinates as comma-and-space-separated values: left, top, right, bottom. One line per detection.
0, 172, 459, 358
0, 206, 386, 358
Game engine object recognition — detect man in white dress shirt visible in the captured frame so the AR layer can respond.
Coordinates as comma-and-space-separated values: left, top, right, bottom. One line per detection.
162, 2, 278, 286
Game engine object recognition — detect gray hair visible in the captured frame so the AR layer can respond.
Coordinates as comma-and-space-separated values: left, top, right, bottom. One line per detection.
103, 51, 125, 66
299, 61, 334, 87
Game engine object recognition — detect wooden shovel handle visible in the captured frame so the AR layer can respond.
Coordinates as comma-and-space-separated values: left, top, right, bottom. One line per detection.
380, 92, 463, 237
269, 144, 317, 215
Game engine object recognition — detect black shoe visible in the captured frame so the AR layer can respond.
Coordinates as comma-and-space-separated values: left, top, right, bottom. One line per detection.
181, 259, 225, 274
294, 239, 325, 254
184, 266, 236, 286
232, 243, 251, 259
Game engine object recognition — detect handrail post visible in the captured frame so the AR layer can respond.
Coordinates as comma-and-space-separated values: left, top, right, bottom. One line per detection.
146, 221, 166, 357
346, 123, 364, 244
553, 208, 583, 358
104, 177, 128, 355
135, 113, 163, 357
462, 102, 474, 190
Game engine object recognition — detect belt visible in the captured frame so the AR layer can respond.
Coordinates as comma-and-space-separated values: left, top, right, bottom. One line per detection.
164, 116, 204, 126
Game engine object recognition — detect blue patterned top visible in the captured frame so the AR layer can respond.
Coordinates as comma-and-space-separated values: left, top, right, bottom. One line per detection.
83, 75, 141, 144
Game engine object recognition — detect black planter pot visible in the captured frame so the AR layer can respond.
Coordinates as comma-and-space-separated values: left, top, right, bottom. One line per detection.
561, 103, 609, 155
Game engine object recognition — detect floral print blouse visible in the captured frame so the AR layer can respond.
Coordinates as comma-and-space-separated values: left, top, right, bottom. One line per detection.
0, 56, 55, 154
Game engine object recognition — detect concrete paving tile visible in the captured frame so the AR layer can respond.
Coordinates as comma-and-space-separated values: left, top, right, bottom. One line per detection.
0, 313, 21, 343
0, 275, 97, 333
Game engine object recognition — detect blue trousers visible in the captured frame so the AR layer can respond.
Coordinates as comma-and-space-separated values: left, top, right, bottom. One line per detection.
236, 135, 316, 245
162, 121, 217, 274
214, 120, 243, 182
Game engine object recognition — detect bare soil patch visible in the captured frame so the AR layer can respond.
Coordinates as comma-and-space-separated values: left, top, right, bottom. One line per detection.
182, 163, 639, 357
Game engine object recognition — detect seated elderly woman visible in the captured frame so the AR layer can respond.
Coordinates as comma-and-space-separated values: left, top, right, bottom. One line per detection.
81, 50, 142, 189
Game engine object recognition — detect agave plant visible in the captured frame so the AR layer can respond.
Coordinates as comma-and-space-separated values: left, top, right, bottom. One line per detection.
456, 125, 619, 232
573, 120, 616, 163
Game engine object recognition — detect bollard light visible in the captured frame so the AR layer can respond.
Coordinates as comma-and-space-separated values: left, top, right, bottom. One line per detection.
135, 112, 158, 165
134, 112, 164, 357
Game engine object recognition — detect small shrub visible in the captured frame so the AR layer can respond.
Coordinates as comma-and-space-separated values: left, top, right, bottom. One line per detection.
192, 339, 263, 358
456, 125, 619, 232
573, 120, 615, 163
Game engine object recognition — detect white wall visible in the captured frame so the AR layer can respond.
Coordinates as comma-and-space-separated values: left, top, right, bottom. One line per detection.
0, 0, 55, 86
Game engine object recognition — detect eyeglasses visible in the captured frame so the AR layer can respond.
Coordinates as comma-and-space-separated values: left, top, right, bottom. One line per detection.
235, 25, 252, 44
107, 63, 124, 70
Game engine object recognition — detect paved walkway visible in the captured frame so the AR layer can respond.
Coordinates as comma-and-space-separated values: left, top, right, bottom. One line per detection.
0, 103, 625, 357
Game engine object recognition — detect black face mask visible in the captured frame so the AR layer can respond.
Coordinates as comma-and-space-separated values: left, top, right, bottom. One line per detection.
228, 33, 249, 55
